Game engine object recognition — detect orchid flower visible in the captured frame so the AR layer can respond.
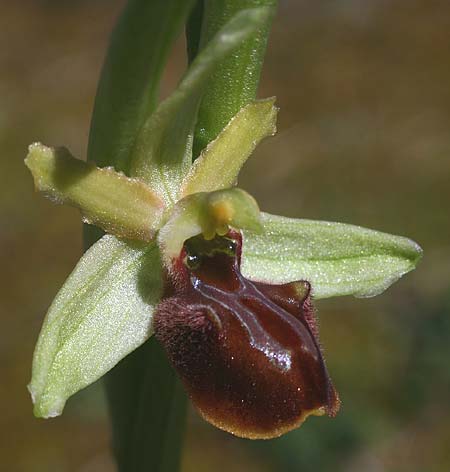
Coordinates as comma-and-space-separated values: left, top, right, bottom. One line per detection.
25, 5, 421, 441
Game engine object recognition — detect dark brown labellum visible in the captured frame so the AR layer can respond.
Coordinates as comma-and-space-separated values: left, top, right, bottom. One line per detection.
154, 231, 340, 439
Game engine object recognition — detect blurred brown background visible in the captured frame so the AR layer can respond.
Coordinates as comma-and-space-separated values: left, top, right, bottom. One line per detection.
1, 0, 449, 471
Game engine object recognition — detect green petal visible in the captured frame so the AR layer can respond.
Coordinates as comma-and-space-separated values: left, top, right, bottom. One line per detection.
181, 98, 277, 196
128, 7, 272, 206
241, 212, 423, 299
25, 143, 165, 242
28, 236, 162, 418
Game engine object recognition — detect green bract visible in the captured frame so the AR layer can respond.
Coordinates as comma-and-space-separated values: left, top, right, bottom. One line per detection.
128, 7, 273, 205
88, 0, 197, 172
25, 3, 422, 422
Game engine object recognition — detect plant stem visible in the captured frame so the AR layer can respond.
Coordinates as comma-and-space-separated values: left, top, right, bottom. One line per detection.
85, 0, 277, 470
190, 0, 278, 158
84, 1, 193, 471
104, 339, 187, 472
186, 1, 204, 64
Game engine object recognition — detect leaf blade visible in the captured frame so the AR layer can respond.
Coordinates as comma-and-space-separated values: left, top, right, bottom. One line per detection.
28, 235, 163, 418
241, 213, 422, 299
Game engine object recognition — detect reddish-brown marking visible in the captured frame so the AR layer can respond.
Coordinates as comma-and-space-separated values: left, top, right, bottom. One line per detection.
154, 232, 339, 439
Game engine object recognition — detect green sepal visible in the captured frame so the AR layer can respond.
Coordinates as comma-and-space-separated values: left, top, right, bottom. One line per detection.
128, 7, 272, 206
181, 98, 277, 196
241, 212, 423, 299
25, 143, 165, 242
28, 235, 163, 418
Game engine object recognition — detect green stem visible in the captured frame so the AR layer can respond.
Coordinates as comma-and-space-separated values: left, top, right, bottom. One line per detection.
190, 0, 278, 158
84, 1, 193, 471
104, 339, 187, 472
186, 1, 204, 64
85, 0, 276, 470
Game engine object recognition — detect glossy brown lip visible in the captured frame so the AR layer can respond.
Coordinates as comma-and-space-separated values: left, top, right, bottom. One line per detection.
154, 231, 340, 439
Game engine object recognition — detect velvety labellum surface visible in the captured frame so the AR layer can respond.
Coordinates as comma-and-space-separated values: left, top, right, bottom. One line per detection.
154, 232, 340, 439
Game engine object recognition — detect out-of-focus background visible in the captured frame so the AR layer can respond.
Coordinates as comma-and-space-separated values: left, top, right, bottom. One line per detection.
1, 0, 449, 470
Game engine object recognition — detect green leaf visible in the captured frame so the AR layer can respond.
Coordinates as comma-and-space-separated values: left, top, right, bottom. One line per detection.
181, 98, 277, 196
128, 7, 272, 206
25, 143, 165, 242
241, 213, 422, 299
28, 235, 163, 418
87, 0, 196, 172
191, 0, 277, 157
